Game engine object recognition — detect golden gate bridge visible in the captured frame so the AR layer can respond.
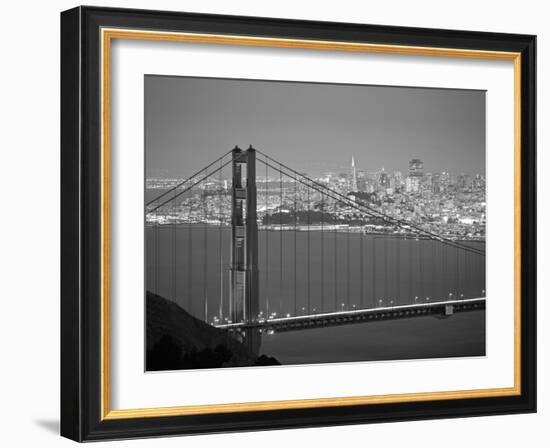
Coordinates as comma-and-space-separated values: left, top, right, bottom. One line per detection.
145, 146, 486, 342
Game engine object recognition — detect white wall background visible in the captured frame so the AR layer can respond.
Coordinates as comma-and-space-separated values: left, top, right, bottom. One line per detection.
0, 0, 546, 446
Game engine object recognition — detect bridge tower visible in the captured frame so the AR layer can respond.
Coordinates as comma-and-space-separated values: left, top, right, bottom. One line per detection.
229, 146, 259, 325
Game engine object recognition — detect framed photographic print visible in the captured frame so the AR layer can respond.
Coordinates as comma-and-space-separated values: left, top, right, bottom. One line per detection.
60, 6, 536, 441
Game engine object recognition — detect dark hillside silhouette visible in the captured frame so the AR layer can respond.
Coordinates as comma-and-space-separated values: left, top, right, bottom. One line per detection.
146, 291, 279, 370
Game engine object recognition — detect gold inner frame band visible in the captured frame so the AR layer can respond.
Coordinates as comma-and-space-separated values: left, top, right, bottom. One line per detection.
100, 27, 522, 421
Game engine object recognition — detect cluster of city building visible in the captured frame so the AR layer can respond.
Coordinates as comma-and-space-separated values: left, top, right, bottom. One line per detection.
146, 157, 486, 240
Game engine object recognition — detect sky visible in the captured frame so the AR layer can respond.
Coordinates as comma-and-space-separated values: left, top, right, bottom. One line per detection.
145, 75, 485, 179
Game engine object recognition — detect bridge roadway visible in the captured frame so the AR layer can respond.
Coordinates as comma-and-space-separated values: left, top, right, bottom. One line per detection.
213, 297, 486, 333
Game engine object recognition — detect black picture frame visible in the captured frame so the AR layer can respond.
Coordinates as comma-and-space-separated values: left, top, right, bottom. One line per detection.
61, 5, 536, 442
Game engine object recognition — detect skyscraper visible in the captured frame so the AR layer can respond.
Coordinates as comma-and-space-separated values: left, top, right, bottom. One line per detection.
409, 159, 424, 177
379, 169, 390, 189
351, 156, 358, 191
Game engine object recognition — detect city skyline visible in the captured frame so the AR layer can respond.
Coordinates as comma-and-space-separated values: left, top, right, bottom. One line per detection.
146, 150, 486, 243
146, 154, 486, 182
145, 76, 486, 179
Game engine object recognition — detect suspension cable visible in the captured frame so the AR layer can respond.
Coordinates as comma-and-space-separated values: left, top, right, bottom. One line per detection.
188, 213, 192, 314
154, 209, 159, 295
147, 158, 233, 214
307, 187, 311, 314
321, 193, 325, 312
203, 188, 208, 321
334, 208, 338, 312
346, 222, 350, 309
294, 175, 297, 316
279, 164, 283, 316
146, 149, 233, 206
265, 156, 269, 318
408, 236, 412, 303
419, 237, 424, 301
172, 190, 176, 302
373, 237, 377, 307
218, 159, 223, 320
360, 227, 364, 308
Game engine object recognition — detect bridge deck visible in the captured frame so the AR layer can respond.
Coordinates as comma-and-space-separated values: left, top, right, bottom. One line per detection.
214, 297, 486, 333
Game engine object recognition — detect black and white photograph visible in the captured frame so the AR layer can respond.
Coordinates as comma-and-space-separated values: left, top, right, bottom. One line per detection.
144, 76, 487, 371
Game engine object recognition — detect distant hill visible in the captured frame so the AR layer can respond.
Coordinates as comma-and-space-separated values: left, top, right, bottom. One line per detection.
146, 291, 279, 370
